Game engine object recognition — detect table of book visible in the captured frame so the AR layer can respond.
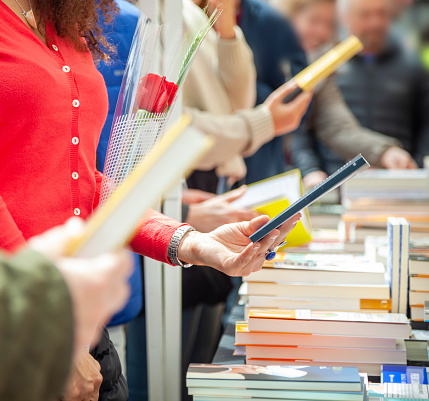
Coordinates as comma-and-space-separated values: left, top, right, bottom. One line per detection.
192, 168, 429, 401
212, 304, 429, 370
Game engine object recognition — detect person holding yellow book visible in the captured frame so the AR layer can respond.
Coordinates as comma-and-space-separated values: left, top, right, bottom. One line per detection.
272, 0, 417, 188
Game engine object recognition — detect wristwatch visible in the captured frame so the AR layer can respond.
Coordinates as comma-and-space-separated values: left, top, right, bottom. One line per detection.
167, 225, 195, 268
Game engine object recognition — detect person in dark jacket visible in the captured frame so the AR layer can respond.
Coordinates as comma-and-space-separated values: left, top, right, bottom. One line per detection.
337, 0, 429, 167
238, 0, 309, 184
292, 0, 429, 179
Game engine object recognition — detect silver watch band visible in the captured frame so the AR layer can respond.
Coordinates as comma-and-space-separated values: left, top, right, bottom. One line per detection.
167, 225, 195, 268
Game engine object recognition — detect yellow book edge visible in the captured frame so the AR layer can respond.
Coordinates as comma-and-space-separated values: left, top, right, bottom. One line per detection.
294, 36, 363, 91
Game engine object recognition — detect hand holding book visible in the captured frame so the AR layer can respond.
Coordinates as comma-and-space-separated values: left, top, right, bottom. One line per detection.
177, 213, 301, 276
262, 36, 363, 137
264, 80, 313, 136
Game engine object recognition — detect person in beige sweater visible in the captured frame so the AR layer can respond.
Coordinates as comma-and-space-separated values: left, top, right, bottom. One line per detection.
183, 0, 312, 186
272, 0, 417, 187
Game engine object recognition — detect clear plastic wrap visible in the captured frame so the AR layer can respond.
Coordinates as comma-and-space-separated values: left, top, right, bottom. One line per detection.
100, 9, 220, 204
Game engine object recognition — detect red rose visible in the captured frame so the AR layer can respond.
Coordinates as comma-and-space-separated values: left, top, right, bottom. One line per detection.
136, 73, 178, 114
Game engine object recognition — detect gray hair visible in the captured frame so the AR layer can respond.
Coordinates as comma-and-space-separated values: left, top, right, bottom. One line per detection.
338, 0, 392, 16
337, 0, 351, 16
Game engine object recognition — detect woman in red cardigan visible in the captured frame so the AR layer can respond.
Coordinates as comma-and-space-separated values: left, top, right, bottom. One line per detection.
0, 0, 299, 399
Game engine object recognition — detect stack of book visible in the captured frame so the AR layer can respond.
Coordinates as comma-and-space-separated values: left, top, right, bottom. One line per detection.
342, 169, 429, 212
339, 208, 429, 253
409, 255, 429, 327
340, 212, 429, 254
308, 204, 344, 230
236, 310, 410, 376
186, 364, 366, 401
340, 169, 429, 253
240, 253, 391, 315
385, 217, 429, 327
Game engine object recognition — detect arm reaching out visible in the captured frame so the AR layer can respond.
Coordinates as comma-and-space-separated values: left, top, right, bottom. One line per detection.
178, 213, 301, 277
188, 81, 312, 171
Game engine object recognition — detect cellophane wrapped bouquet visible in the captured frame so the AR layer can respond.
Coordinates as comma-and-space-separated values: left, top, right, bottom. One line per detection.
99, 8, 221, 204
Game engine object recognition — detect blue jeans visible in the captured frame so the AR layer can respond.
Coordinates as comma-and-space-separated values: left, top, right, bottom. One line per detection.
126, 313, 148, 401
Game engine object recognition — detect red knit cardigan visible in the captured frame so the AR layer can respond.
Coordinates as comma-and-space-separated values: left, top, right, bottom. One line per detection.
0, 2, 185, 262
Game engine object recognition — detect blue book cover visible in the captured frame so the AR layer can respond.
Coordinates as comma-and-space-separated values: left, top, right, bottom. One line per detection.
382, 365, 428, 385
382, 365, 407, 383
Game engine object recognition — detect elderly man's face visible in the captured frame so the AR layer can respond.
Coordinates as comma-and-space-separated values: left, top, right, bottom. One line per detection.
343, 0, 391, 53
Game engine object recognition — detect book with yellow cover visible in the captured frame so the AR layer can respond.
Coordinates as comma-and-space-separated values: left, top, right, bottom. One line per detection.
231, 170, 312, 248
284, 36, 363, 102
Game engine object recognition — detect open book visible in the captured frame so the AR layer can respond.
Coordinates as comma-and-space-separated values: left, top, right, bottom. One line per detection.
250, 154, 370, 243
231, 170, 312, 248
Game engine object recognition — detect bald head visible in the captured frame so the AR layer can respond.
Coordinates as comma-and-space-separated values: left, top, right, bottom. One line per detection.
338, 0, 392, 54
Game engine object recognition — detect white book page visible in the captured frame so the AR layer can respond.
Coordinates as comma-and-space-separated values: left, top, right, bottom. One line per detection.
232, 173, 301, 209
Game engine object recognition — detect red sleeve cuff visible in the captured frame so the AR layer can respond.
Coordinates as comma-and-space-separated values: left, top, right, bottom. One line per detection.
129, 209, 188, 265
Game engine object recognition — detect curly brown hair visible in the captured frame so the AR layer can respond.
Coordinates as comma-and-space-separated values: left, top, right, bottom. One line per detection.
34, 0, 119, 61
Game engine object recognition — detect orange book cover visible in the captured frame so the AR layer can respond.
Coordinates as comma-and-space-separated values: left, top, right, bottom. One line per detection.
360, 299, 391, 310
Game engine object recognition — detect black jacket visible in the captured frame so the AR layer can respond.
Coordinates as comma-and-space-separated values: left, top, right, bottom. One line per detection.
293, 37, 429, 175
91, 328, 129, 401
240, 0, 308, 184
